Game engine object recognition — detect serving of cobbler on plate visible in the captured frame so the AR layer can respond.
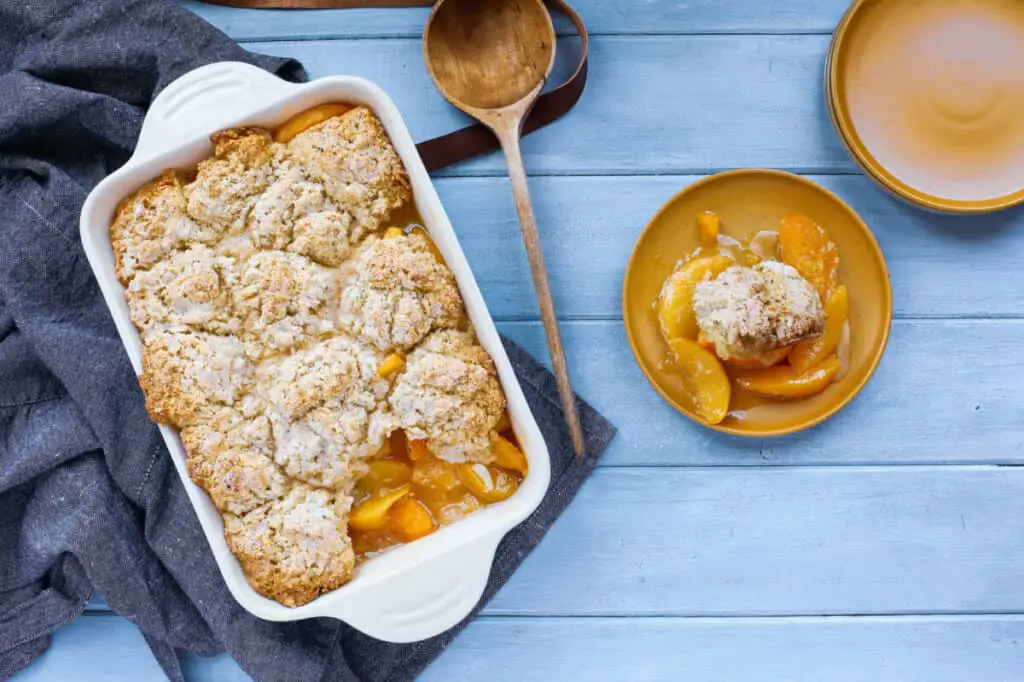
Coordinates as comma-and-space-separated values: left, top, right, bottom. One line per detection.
110, 104, 528, 608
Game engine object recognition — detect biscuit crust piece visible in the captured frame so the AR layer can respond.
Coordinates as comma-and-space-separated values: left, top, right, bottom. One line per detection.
257, 337, 390, 488
125, 244, 236, 335
138, 331, 251, 427
338, 233, 463, 353
224, 485, 355, 607
693, 261, 825, 360
388, 330, 505, 462
110, 171, 221, 283
182, 406, 286, 516
287, 106, 411, 239
227, 250, 339, 358
185, 127, 276, 230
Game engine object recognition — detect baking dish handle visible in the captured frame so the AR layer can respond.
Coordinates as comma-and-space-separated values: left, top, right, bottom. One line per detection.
329, 533, 502, 643
133, 61, 299, 164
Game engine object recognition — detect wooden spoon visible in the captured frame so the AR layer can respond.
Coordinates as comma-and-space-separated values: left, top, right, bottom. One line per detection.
423, 0, 586, 456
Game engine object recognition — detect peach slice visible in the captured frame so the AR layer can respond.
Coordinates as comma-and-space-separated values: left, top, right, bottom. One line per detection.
273, 103, 352, 143
725, 345, 794, 370
492, 435, 528, 475
412, 456, 460, 492
377, 353, 406, 378
355, 460, 412, 495
778, 212, 839, 301
789, 285, 849, 374
658, 255, 734, 341
734, 356, 841, 399
697, 211, 721, 245
349, 484, 412, 532
668, 338, 731, 424
389, 497, 437, 542
408, 439, 430, 461
457, 463, 519, 503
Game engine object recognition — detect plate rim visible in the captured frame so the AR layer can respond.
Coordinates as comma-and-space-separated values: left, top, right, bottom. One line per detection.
826, 0, 1024, 214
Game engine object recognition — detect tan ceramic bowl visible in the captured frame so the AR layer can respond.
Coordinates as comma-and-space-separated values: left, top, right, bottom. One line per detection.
622, 170, 893, 437
827, 0, 1024, 214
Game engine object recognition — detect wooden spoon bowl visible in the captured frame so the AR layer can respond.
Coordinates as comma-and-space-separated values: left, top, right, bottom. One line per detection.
424, 0, 555, 114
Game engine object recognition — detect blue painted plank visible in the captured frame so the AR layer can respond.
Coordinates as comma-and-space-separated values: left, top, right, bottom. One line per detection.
16, 613, 1024, 682
184, 0, 853, 40
243, 35, 852, 175
428, 175, 1024, 320
77, 465, 1024, 617
483, 465, 1024, 615
424, 615, 1024, 682
499, 319, 1024, 466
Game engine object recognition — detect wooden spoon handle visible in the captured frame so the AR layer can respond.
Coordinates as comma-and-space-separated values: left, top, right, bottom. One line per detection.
497, 127, 586, 457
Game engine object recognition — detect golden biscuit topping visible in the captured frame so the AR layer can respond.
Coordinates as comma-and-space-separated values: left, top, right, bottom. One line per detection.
388, 330, 505, 462
115, 106, 512, 607
338, 233, 463, 352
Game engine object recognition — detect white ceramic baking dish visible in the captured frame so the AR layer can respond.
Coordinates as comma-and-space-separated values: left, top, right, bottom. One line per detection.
79, 61, 551, 642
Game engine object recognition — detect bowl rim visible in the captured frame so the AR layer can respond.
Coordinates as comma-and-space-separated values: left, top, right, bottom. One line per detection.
621, 168, 894, 437
826, 0, 1024, 215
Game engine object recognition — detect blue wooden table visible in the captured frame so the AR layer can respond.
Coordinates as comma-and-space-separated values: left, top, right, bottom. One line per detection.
16, 1, 1024, 679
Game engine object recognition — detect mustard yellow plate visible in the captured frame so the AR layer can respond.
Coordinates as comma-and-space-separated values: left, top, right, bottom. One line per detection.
622, 170, 893, 437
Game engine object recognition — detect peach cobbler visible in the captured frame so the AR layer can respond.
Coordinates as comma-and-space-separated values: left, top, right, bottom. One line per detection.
657, 211, 851, 424
111, 104, 528, 607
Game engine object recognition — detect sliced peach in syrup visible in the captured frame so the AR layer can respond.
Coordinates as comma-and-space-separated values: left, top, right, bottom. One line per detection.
733, 356, 841, 399
789, 285, 849, 374
658, 255, 734, 341
457, 463, 519, 503
273, 103, 352, 143
377, 353, 406, 378
349, 484, 412, 532
408, 439, 430, 461
725, 345, 794, 370
356, 460, 412, 496
388, 497, 437, 542
492, 435, 529, 475
697, 212, 721, 245
667, 338, 731, 425
778, 212, 839, 301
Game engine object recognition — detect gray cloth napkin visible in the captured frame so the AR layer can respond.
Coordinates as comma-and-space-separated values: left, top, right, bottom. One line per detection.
0, 0, 615, 680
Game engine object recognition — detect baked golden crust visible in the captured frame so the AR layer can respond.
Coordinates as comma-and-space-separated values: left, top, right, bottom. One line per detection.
110, 171, 220, 284
113, 106, 509, 608
185, 127, 276, 230
338, 233, 463, 353
182, 406, 285, 515
287, 106, 412, 240
124, 244, 236, 335
388, 329, 505, 463
223, 485, 355, 607
226, 250, 339, 358
138, 331, 251, 427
